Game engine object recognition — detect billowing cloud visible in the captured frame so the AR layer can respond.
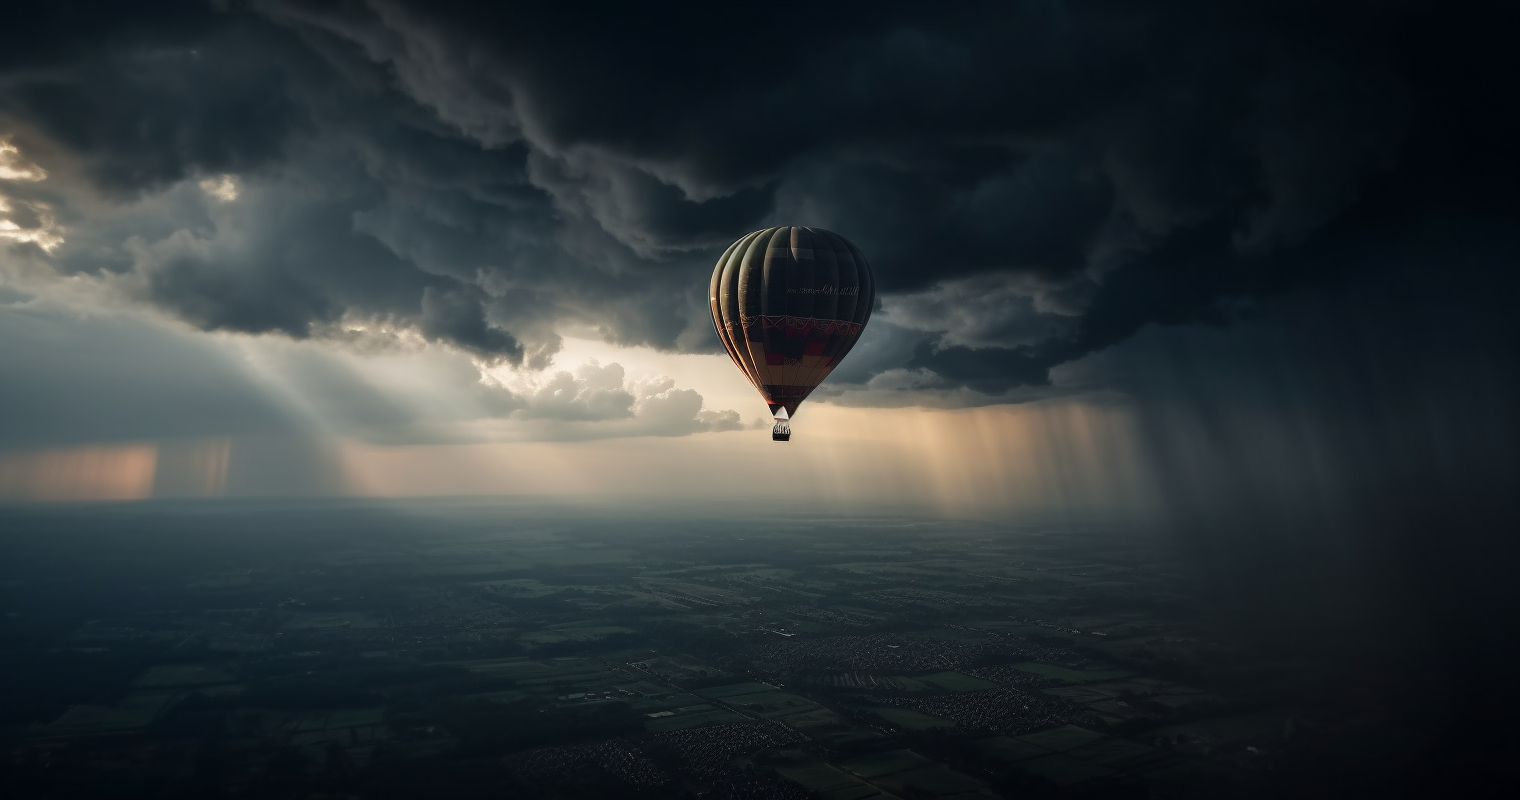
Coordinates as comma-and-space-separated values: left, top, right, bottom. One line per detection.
507, 361, 742, 439
518, 361, 633, 422
0, 0, 1514, 412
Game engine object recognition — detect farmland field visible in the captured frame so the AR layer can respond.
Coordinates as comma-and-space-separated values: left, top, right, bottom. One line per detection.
1016, 725, 1108, 752
694, 681, 777, 699
868, 706, 955, 731
876, 763, 986, 795
135, 664, 236, 687
839, 749, 934, 778
775, 760, 860, 793
1015, 754, 1114, 786
975, 735, 1050, 764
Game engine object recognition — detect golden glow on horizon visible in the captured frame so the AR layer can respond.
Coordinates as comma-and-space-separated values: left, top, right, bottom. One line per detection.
335, 401, 1157, 517
0, 443, 159, 503
0, 403, 1155, 516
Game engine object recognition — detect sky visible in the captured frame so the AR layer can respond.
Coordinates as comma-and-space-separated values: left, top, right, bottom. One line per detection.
0, 0, 1514, 542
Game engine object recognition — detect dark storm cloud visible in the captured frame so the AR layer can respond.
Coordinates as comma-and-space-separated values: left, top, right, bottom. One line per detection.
1, 3, 299, 196
417, 286, 521, 363
1, 0, 1515, 394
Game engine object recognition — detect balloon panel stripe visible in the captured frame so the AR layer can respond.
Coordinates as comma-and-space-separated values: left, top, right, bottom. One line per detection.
708, 226, 874, 418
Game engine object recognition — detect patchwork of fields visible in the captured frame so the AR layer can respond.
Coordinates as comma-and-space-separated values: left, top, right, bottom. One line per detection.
1, 505, 1322, 798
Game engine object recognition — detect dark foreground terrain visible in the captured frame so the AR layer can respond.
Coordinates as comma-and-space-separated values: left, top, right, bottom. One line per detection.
0, 500, 1499, 798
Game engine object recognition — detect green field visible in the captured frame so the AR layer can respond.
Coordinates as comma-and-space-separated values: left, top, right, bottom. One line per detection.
816, 785, 882, 800
1066, 737, 1170, 769
916, 671, 1000, 691
780, 707, 854, 732
1016, 753, 1115, 786
838, 749, 933, 778
814, 728, 886, 749
975, 735, 1050, 764
1045, 686, 1114, 703
451, 656, 622, 692
637, 654, 729, 682
290, 730, 336, 747
345, 745, 376, 768
1012, 662, 1133, 684
1086, 678, 1188, 695
876, 764, 985, 795
775, 761, 860, 793
618, 680, 669, 696
326, 707, 385, 728
695, 681, 777, 699
1148, 693, 1218, 709
287, 712, 328, 732
628, 692, 702, 711
867, 706, 955, 731
727, 691, 820, 718
1016, 725, 1107, 752
136, 664, 236, 687
37, 692, 176, 736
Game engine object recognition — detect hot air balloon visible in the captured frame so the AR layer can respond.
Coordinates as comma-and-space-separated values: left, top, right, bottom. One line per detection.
709, 227, 875, 441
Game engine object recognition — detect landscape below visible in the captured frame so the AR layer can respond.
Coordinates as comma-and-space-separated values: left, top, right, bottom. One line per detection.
0, 500, 1446, 798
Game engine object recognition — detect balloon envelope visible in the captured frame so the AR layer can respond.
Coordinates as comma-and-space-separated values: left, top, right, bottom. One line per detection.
708, 227, 875, 420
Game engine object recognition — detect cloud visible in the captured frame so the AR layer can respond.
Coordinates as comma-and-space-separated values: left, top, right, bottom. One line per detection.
0, 0, 1514, 405
1, 17, 302, 197
518, 361, 633, 422
0, 139, 65, 251
631, 375, 742, 435
418, 286, 522, 363
507, 361, 742, 439
880, 273, 1079, 350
